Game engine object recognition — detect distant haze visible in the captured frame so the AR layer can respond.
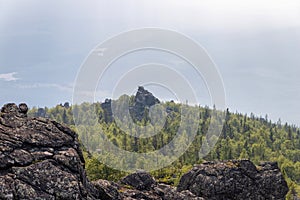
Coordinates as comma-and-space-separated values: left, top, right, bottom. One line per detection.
1, 0, 300, 125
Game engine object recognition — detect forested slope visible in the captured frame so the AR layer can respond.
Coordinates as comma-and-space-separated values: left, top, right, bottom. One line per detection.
28, 90, 300, 199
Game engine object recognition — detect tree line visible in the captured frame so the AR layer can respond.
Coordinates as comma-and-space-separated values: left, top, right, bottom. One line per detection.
28, 97, 300, 199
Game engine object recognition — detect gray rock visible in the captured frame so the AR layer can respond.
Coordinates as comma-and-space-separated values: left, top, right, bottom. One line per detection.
93, 179, 122, 200
177, 160, 289, 200
100, 99, 114, 123
120, 171, 157, 191
118, 172, 204, 200
18, 103, 28, 115
129, 86, 160, 121
0, 103, 100, 199
100, 87, 160, 123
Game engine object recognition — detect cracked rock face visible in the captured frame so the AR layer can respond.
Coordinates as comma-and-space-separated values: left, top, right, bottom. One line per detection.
0, 103, 98, 199
177, 160, 289, 200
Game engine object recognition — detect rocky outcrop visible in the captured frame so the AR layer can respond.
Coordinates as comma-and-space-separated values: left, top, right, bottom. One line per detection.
93, 179, 122, 200
120, 170, 156, 191
100, 99, 114, 123
115, 161, 288, 200
177, 160, 289, 200
94, 171, 203, 200
129, 86, 160, 121
0, 103, 99, 199
100, 87, 160, 123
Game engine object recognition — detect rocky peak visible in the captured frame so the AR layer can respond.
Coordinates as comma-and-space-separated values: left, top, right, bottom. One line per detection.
134, 86, 160, 107
100, 99, 113, 123
100, 87, 160, 123
130, 86, 160, 122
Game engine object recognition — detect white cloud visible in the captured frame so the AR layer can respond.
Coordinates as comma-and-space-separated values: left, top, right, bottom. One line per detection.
0, 72, 19, 81
16, 82, 73, 92
126, 0, 300, 34
94, 48, 107, 56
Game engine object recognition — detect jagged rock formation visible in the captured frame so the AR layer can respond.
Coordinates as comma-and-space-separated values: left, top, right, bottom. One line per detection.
100, 99, 113, 123
129, 86, 160, 121
100, 86, 160, 123
0, 103, 99, 199
177, 160, 289, 200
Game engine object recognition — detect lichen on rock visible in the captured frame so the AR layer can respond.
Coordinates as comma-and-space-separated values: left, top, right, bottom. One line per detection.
177, 160, 289, 200
0, 103, 98, 199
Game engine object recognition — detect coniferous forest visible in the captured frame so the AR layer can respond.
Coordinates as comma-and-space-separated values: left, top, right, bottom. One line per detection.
28, 93, 300, 199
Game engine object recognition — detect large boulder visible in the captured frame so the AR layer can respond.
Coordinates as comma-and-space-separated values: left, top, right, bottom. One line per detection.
120, 170, 157, 191
115, 171, 203, 200
177, 160, 289, 200
0, 103, 100, 199
93, 179, 122, 200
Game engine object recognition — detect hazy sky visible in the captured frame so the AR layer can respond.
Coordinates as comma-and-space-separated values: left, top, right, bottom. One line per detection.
1, 0, 300, 125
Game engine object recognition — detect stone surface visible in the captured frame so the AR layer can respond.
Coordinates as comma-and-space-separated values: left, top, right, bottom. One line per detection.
100, 87, 160, 123
129, 86, 160, 121
177, 160, 289, 200
100, 99, 114, 123
120, 171, 157, 191
0, 103, 99, 199
93, 179, 122, 200
96, 171, 203, 200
